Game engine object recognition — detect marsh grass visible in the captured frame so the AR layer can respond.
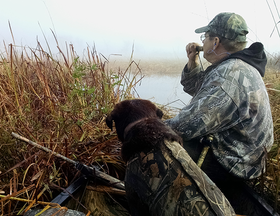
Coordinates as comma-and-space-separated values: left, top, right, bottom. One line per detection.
0, 40, 143, 215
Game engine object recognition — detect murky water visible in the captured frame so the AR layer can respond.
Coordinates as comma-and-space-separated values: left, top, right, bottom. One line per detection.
133, 74, 192, 109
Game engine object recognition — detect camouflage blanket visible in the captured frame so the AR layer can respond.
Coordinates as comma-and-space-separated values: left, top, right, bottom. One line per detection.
125, 139, 235, 216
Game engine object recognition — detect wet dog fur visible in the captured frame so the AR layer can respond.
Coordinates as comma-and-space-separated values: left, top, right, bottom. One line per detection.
106, 99, 182, 162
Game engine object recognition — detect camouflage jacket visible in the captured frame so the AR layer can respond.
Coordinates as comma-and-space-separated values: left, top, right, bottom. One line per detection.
125, 140, 235, 216
165, 42, 274, 179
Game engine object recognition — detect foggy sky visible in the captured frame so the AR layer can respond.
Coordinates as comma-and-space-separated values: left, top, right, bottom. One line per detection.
0, 0, 279, 61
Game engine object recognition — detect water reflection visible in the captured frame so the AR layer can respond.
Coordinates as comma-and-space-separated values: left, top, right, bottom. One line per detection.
134, 74, 192, 109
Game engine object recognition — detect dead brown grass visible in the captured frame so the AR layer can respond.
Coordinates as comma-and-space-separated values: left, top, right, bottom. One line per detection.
0, 41, 142, 215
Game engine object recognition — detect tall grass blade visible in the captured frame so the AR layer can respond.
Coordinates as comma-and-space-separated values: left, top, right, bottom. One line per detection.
267, 0, 280, 37
38, 22, 53, 58
8, 21, 15, 45
273, 0, 280, 19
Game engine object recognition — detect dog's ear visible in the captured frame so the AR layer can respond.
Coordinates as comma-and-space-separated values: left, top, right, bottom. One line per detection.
106, 114, 113, 130
156, 108, 163, 119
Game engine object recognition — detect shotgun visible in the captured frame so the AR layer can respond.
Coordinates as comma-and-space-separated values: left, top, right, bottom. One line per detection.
11, 132, 125, 190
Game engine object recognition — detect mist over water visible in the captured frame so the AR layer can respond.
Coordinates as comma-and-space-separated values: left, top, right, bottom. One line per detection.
134, 74, 192, 109
113, 58, 193, 110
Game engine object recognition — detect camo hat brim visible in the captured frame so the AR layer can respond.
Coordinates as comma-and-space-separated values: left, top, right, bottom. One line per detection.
195, 12, 249, 42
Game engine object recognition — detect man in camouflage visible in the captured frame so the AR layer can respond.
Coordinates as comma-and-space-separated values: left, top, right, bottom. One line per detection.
165, 12, 274, 214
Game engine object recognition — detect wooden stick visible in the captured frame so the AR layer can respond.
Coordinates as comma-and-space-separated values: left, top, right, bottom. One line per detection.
11, 132, 125, 190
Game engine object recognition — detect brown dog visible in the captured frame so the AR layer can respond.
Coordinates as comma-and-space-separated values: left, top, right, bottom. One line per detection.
106, 99, 234, 216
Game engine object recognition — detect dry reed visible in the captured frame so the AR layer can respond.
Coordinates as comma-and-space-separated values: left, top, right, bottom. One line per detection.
0, 40, 142, 215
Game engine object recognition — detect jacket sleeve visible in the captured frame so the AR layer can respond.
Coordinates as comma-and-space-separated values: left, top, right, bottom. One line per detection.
180, 64, 205, 96
166, 64, 240, 140
165, 89, 239, 140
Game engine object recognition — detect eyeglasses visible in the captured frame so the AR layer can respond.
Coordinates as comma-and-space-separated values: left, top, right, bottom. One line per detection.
200, 34, 210, 42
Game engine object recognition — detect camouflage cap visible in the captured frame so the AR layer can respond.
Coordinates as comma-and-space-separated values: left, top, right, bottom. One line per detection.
195, 12, 249, 42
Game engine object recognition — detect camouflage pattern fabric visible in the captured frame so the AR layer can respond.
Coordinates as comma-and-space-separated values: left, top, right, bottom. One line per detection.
125, 140, 235, 216
195, 12, 248, 42
24, 208, 86, 216
165, 58, 274, 180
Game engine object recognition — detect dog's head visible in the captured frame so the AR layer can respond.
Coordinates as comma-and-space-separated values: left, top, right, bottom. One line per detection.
106, 99, 163, 141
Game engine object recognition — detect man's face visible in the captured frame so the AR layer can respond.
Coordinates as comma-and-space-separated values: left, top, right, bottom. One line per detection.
202, 32, 216, 63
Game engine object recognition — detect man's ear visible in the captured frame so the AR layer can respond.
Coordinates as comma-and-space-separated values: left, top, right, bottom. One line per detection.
213, 37, 220, 49
106, 114, 113, 130
156, 108, 163, 119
